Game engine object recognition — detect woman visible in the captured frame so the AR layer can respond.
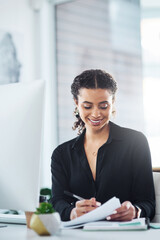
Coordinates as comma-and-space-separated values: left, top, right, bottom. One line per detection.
51, 69, 155, 221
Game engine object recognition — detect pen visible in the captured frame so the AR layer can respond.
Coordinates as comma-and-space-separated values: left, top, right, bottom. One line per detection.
64, 190, 84, 201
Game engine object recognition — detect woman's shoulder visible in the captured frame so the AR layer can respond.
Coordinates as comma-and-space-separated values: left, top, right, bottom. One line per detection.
110, 121, 147, 142
52, 136, 79, 155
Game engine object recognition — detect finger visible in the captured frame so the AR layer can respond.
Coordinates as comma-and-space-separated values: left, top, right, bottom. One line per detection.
95, 201, 101, 207
70, 208, 77, 220
107, 202, 135, 221
76, 206, 97, 216
75, 210, 85, 218
76, 199, 100, 208
76, 199, 90, 208
121, 201, 132, 210
82, 206, 98, 213
107, 210, 129, 220
115, 201, 131, 214
109, 213, 134, 221
116, 202, 135, 220
90, 198, 101, 207
90, 197, 96, 201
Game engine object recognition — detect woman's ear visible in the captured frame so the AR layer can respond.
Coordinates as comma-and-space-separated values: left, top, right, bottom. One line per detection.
112, 96, 115, 104
112, 97, 116, 117
74, 98, 78, 106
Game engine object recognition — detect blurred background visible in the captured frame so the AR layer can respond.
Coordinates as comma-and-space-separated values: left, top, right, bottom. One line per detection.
0, 0, 160, 188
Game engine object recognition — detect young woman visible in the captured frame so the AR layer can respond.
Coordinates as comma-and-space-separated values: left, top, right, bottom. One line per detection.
51, 69, 155, 221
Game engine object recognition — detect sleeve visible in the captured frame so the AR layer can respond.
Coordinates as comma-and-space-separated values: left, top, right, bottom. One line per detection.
50, 146, 74, 221
131, 132, 155, 220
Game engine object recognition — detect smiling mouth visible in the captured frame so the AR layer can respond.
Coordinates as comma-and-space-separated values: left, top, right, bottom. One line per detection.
88, 118, 103, 125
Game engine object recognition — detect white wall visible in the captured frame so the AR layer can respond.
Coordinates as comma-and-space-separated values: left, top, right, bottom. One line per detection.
0, 0, 58, 188
0, 0, 36, 82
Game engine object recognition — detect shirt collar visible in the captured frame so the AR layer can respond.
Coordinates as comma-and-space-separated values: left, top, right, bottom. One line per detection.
71, 129, 86, 150
108, 121, 124, 142
72, 121, 123, 149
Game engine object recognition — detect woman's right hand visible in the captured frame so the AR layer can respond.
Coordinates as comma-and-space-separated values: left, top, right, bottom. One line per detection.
70, 197, 101, 220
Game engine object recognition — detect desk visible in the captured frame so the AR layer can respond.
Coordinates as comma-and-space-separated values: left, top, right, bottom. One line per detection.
0, 224, 160, 240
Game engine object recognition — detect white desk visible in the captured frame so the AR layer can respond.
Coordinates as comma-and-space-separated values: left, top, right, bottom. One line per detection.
0, 224, 160, 240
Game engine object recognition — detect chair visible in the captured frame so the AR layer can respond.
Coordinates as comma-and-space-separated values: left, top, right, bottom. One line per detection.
152, 172, 160, 222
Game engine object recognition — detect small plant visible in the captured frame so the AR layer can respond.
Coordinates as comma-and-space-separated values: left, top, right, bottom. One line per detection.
35, 202, 55, 215
40, 188, 52, 201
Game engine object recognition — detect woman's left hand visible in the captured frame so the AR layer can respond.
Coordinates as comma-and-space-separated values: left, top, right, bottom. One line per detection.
106, 201, 136, 221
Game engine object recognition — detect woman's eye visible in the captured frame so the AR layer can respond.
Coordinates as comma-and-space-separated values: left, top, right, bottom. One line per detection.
100, 104, 108, 109
84, 106, 91, 109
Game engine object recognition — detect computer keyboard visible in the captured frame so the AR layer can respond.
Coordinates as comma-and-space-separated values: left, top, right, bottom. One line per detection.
0, 213, 26, 225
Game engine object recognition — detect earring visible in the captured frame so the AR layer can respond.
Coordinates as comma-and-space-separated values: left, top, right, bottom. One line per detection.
112, 108, 116, 117
74, 107, 79, 118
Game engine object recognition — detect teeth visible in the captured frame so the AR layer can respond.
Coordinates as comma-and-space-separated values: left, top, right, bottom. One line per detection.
90, 119, 101, 123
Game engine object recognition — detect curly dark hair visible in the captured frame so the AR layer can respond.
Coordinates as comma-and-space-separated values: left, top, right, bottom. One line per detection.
71, 69, 118, 134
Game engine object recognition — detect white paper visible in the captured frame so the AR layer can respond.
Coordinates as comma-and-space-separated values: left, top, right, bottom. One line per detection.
62, 196, 121, 228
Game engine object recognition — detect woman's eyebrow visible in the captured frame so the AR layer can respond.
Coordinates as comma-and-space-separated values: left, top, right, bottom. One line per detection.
99, 101, 109, 104
82, 101, 92, 104
82, 101, 109, 104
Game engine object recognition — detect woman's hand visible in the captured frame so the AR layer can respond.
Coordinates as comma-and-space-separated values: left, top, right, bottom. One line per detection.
106, 201, 137, 221
70, 198, 101, 220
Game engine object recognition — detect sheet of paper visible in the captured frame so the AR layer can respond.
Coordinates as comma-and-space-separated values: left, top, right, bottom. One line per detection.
62, 196, 121, 228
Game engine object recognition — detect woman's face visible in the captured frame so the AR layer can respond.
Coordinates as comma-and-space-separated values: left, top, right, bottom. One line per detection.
75, 88, 114, 132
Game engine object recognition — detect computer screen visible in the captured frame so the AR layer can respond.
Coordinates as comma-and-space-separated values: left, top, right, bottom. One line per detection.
0, 80, 45, 211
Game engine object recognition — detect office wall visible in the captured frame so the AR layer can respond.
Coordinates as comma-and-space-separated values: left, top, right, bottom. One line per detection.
0, 0, 56, 187
0, 0, 36, 83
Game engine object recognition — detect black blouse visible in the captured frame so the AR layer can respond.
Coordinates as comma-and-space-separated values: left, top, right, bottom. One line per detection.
51, 121, 155, 221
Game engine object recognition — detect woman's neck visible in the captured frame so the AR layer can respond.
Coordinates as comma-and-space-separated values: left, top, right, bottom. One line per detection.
85, 124, 110, 144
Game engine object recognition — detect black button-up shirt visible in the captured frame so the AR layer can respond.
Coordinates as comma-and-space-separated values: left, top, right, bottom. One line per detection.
51, 121, 155, 221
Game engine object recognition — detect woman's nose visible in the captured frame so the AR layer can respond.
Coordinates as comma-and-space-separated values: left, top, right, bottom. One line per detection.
91, 108, 101, 118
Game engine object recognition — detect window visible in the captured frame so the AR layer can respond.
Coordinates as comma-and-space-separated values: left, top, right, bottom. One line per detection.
56, 0, 144, 144
141, 17, 160, 167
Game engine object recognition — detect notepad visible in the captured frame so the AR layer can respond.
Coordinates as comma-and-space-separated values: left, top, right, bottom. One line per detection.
149, 223, 160, 229
83, 218, 148, 231
62, 196, 121, 228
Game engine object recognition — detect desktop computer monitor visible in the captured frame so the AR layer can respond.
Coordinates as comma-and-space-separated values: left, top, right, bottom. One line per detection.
0, 80, 45, 212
